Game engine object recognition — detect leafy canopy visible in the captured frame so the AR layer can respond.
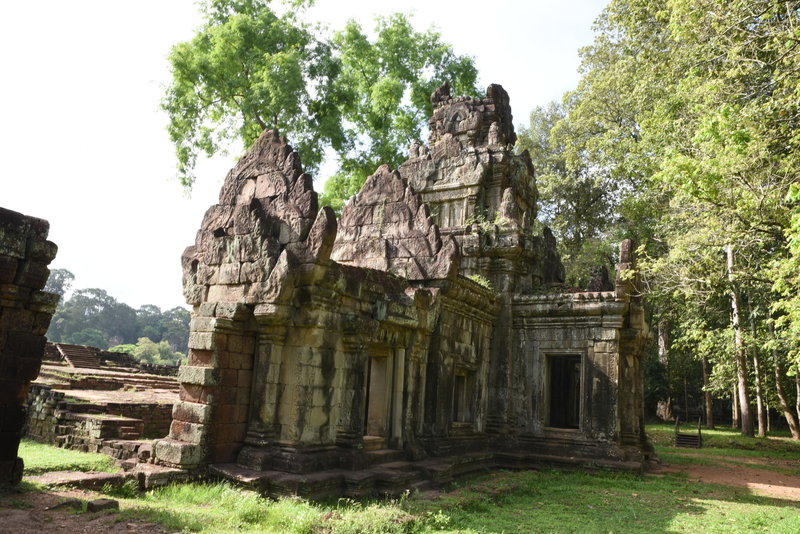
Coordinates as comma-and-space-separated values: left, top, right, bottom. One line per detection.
163, 1, 479, 210
164, 0, 345, 187
320, 14, 478, 211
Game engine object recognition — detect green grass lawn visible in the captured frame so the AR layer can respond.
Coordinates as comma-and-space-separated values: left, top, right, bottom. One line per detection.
647, 422, 800, 455
18, 438, 118, 476
11, 427, 800, 533
101, 469, 799, 534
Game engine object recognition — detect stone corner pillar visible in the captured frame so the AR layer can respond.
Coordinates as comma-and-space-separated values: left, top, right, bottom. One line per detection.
0, 207, 58, 485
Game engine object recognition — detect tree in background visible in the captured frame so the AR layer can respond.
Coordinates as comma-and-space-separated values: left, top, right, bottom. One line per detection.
44, 268, 75, 304
163, 0, 478, 211
516, 103, 616, 287
319, 13, 478, 212
537, 0, 800, 437
46, 274, 191, 355
160, 307, 192, 353
109, 337, 186, 367
163, 0, 345, 187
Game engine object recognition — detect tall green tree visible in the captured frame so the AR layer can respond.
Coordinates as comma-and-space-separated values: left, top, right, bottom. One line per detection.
319, 13, 478, 211
516, 103, 616, 286
164, 1, 479, 210
556, 0, 800, 436
163, 0, 346, 187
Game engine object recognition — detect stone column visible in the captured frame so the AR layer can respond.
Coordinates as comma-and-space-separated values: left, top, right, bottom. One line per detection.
244, 328, 286, 446
390, 347, 405, 449
335, 333, 366, 449
0, 207, 58, 485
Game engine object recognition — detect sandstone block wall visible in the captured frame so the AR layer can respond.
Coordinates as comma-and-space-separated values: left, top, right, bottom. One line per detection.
0, 207, 58, 485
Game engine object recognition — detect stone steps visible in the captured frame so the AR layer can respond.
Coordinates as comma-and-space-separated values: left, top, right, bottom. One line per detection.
57, 344, 102, 369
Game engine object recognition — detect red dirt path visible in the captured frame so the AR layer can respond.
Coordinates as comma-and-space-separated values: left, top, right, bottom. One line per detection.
651, 452, 800, 501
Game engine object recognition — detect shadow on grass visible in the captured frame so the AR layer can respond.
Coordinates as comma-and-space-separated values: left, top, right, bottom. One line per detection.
408, 469, 800, 534
0, 480, 199, 532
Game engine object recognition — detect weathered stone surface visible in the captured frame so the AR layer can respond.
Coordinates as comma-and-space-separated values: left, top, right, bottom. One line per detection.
182, 129, 324, 307
332, 165, 460, 281
87, 498, 119, 513
158, 83, 650, 494
0, 207, 57, 486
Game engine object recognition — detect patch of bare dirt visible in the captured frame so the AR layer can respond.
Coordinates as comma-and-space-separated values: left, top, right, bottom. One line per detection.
652, 455, 800, 501
0, 488, 173, 534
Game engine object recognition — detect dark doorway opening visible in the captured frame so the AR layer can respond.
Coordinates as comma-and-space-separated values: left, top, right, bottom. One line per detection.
548, 354, 581, 429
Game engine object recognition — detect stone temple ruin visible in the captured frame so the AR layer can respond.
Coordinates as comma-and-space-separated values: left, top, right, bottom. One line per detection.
151, 83, 651, 496
0, 208, 59, 485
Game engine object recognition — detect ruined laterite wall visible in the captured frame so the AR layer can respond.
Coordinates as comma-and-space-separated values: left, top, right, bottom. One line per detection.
0, 207, 58, 485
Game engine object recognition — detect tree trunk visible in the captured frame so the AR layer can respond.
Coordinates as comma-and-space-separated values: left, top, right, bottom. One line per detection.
726, 245, 753, 437
770, 324, 800, 439
732, 382, 739, 429
702, 356, 714, 429
656, 320, 673, 421
753, 351, 766, 437
748, 300, 766, 437
795, 373, 800, 426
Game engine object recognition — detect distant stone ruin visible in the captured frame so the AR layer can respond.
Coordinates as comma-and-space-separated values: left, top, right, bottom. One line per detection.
25, 342, 179, 462
0, 208, 58, 485
153, 83, 651, 496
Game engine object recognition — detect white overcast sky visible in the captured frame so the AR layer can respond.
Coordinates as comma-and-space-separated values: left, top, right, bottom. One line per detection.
1, 0, 607, 311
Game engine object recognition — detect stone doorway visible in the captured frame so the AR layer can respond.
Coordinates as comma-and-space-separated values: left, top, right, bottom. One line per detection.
364, 353, 392, 450
547, 354, 582, 429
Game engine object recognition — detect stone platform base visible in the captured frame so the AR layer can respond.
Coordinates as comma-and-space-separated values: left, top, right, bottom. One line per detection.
210, 451, 494, 499
209, 448, 644, 499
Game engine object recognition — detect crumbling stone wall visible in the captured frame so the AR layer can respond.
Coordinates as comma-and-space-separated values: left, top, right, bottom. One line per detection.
0, 207, 58, 485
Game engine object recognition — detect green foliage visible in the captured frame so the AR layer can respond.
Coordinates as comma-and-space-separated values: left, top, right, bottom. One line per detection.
115, 481, 434, 533
466, 274, 492, 290
163, 0, 345, 187
44, 268, 74, 304
47, 286, 190, 354
109, 337, 185, 366
101, 479, 140, 499
517, 103, 618, 287
771, 182, 800, 362
555, 0, 800, 431
323, 13, 479, 205
164, 2, 479, 209
19, 439, 118, 476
